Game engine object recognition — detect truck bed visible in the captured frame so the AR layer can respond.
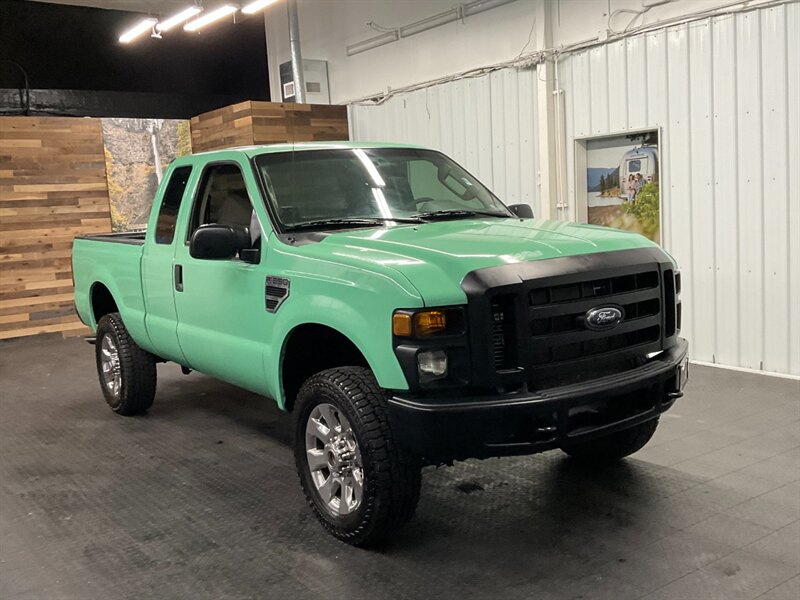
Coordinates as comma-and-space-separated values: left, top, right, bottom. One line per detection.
72, 234, 148, 339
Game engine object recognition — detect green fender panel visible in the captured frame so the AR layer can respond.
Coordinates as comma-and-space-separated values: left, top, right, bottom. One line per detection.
265, 297, 420, 409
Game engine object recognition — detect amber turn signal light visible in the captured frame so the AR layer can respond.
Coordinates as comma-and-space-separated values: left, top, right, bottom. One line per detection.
392, 313, 413, 337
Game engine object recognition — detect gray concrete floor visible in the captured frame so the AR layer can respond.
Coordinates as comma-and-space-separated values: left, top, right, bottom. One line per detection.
1, 335, 798, 600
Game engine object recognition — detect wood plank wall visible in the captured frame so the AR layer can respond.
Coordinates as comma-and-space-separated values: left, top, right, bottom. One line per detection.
0, 116, 112, 340
190, 100, 349, 152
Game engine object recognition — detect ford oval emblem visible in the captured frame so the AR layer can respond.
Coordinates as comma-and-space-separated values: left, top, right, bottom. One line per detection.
584, 306, 624, 331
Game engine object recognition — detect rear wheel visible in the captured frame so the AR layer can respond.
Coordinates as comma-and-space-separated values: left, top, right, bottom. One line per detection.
294, 367, 421, 546
95, 312, 156, 416
560, 418, 659, 464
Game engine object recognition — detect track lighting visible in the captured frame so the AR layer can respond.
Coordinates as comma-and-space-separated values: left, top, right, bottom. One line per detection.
184, 5, 238, 32
242, 0, 281, 14
120, 1, 279, 44
156, 6, 203, 32
119, 18, 157, 44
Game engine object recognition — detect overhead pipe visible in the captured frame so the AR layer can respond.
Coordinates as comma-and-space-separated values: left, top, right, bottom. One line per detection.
287, 0, 306, 103
347, 0, 518, 57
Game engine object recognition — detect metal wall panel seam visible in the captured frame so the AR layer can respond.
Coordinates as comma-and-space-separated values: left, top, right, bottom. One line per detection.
735, 11, 765, 370
689, 19, 717, 362
760, 5, 791, 373
790, 2, 800, 375
685, 24, 697, 349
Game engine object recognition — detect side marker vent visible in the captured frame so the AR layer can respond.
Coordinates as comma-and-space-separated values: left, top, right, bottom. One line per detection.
265, 276, 290, 313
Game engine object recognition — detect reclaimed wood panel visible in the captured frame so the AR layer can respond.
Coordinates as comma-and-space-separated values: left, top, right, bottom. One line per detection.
0, 116, 112, 340
190, 100, 349, 152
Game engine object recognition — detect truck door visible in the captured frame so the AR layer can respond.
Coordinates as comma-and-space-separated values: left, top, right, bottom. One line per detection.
141, 164, 193, 364
172, 160, 271, 394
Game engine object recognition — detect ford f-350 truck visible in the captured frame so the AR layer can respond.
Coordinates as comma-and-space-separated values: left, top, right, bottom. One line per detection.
72, 143, 688, 546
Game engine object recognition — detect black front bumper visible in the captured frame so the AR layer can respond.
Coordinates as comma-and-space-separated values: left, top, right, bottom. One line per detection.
388, 338, 689, 464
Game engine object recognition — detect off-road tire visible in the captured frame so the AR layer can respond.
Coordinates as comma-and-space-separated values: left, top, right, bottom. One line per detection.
95, 312, 156, 416
561, 417, 659, 464
294, 367, 422, 546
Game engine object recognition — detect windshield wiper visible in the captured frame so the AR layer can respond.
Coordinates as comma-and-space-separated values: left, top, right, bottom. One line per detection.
285, 216, 422, 231
411, 209, 511, 221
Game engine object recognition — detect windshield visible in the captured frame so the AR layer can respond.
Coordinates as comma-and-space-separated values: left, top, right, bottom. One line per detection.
254, 148, 512, 229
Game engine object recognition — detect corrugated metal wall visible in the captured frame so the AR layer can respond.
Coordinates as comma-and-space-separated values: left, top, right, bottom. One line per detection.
349, 67, 541, 214
349, 2, 799, 376
558, 2, 799, 376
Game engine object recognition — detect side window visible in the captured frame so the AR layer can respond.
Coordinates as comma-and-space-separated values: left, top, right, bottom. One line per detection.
188, 164, 255, 240
155, 166, 192, 244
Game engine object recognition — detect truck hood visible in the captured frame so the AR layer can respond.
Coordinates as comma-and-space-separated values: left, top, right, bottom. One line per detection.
310, 218, 660, 306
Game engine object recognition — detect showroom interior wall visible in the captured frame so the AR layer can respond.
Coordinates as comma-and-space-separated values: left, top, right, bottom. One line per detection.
349, 69, 541, 215
270, 0, 799, 378
0, 117, 112, 339
264, 0, 546, 104
263, 0, 753, 104
555, 3, 799, 377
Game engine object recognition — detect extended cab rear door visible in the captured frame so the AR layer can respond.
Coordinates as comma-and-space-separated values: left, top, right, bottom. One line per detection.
171, 156, 273, 394
141, 163, 194, 364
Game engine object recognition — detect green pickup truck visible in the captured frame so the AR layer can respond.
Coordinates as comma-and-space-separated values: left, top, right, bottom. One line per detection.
72, 142, 688, 545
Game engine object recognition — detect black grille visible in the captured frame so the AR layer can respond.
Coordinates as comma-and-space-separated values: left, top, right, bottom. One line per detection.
491, 296, 516, 370
525, 268, 661, 372
463, 247, 680, 391
529, 271, 659, 306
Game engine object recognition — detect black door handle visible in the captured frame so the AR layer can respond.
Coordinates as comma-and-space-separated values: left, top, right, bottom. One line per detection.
174, 264, 183, 292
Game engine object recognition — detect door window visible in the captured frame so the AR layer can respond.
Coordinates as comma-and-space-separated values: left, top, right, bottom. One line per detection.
187, 163, 260, 244
155, 166, 192, 244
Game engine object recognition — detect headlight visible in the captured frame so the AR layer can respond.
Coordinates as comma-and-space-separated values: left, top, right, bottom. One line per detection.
392, 306, 467, 389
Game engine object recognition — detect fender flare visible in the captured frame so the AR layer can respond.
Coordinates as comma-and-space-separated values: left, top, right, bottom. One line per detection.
266, 295, 409, 408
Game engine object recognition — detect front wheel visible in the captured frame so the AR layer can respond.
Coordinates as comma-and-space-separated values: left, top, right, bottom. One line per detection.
293, 367, 421, 546
95, 312, 156, 416
560, 418, 659, 464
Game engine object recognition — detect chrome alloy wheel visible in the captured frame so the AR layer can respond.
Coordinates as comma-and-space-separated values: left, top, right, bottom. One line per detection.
305, 402, 364, 516
100, 334, 121, 399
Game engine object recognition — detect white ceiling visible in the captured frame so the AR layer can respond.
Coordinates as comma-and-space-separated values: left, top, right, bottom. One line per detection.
27, 0, 203, 15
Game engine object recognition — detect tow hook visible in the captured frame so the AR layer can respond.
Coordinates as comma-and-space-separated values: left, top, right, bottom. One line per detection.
534, 425, 557, 442
667, 356, 690, 399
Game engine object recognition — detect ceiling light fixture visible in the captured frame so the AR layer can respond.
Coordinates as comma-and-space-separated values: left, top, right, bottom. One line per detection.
242, 0, 280, 14
119, 17, 157, 43
156, 6, 203, 32
184, 4, 238, 31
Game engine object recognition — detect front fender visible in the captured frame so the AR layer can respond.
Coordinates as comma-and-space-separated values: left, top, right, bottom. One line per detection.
266, 295, 415, 409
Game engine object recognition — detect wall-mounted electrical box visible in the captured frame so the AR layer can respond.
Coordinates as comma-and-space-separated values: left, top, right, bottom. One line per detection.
279, 59, 330, 104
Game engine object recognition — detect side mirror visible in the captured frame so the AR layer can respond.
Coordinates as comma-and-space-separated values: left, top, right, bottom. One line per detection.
190, 224, 251, 260
508, 204, 534, 219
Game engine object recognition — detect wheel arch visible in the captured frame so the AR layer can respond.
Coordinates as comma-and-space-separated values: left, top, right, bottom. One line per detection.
280, 323, 371, 412
90, 281, 118, 327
